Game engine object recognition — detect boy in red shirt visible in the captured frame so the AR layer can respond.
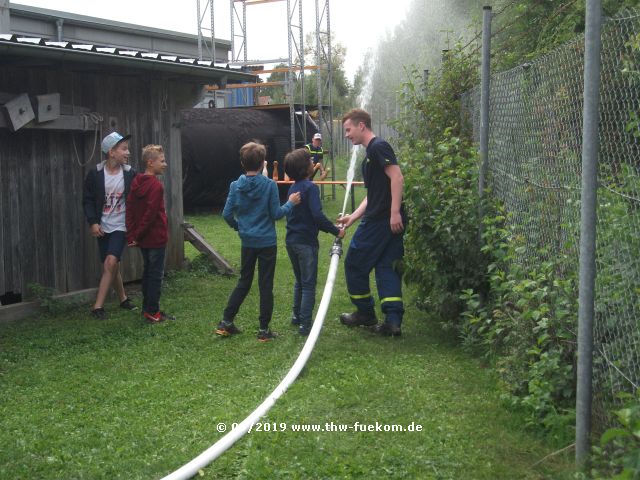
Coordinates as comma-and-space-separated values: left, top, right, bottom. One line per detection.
126, 145, 175, 323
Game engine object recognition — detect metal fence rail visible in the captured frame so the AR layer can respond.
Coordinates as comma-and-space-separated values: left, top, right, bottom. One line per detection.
461, 9, 640, 430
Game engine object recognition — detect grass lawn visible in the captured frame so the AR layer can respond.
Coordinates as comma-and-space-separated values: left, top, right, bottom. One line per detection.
0, 186, 576, 479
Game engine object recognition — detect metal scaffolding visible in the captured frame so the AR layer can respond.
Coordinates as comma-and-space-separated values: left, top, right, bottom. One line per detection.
196, 0, 334, 174
195, 0, 217, 62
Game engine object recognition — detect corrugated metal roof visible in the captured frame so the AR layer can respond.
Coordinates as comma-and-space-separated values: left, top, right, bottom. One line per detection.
9, 4, 230, 48
0, 34, 255, 84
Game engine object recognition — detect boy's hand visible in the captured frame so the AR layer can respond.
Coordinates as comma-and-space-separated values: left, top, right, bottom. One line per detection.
128, 240, 138, 247
289, 192, 301, 205
337, 227, 346, 239
90, 224, 104, 237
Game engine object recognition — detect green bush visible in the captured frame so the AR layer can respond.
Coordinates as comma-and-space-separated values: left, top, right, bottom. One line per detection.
396, 46, 577, 443
461, 229, 578, 443
590, 391, 640, 479
402, 131, 490, 326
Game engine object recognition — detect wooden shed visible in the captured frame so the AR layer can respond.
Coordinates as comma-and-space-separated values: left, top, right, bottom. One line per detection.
0, 34, 254, 316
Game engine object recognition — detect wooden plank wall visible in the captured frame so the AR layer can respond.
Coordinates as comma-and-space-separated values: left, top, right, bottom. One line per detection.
0, 65, 198, 301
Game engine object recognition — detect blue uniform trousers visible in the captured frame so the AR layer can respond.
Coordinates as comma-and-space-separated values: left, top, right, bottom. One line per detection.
344, 217, 404, 326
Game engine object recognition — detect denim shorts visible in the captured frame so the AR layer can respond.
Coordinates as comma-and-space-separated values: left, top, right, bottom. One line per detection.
97, 230, 126, 262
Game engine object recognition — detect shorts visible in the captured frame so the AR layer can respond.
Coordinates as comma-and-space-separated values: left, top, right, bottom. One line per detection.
97, 230, 126, 263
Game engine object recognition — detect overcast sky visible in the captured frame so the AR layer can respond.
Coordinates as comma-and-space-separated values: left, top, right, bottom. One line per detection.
13, 0, 413, 82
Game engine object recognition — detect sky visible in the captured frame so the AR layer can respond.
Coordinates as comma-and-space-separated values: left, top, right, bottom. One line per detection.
12, 0, 413, 82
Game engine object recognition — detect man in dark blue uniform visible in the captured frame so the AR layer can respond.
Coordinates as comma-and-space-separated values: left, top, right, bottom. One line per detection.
305, 133, 328, 180
337, 108, 405, 336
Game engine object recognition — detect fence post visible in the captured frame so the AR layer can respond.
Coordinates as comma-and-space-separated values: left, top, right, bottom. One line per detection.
478, 5, 492, 237
576, 0, 603, 469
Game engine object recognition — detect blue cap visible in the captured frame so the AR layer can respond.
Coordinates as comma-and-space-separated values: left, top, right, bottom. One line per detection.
101, 132, 131, 154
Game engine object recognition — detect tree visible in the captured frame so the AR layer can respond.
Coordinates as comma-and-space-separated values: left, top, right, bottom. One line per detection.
366, 0, 485, 122
258, 37, 361, 115
491, 0, 640, 70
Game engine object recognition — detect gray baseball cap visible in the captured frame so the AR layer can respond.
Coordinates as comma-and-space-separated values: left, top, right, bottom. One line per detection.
101, 132, 131, 154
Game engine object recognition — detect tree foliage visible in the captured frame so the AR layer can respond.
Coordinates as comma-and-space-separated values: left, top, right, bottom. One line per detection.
366, 0, 640, 112
491, 0, 640, 70
382, 0, 640, 452
366, 0, 485, 114
259, 37, 361, 113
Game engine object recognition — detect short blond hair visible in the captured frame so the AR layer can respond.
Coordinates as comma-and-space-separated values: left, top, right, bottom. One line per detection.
142, 144, 164, 166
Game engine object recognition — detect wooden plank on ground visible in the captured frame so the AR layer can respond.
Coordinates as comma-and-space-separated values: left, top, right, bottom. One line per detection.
0, 287, 98, 323
182, 223, 234, 275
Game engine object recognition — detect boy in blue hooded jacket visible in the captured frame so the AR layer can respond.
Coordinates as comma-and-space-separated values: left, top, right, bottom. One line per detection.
216, 142, 300, 342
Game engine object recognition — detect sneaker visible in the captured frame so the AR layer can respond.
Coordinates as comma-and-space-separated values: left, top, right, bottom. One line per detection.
215, 321, 241, 337
159, 311, 176, 321
369, 322, 402, 337
339, 311, 377, 327
257, 329, 278, 342
91, 307, 107, 320
290, 315, 301, 326
299, 325, 311, 337
144, 311, 166, 324
120, 298, 138, 311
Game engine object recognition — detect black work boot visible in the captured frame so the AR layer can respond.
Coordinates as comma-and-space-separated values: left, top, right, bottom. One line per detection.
339, 311, 377, 327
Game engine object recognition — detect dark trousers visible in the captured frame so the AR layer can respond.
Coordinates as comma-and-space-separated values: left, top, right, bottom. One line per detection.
286, 243, 319, 329
141, 247, 166, 314
344, 218, 404, 326
223, 245, 277, 330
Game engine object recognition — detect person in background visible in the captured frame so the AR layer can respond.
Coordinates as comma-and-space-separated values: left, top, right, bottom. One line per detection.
305, 132, 329, 181
126, 144, 175, 324
337, 108, 406, 337
215, 142, 301, 342
284, 148, 345, 336
82, 132, 138, 320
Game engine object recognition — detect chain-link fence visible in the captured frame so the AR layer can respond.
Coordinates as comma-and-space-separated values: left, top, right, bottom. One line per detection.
461, 9, 640, 430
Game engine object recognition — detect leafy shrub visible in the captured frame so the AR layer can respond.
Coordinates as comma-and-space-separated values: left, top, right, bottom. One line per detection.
590, 391, 640, 479
461, 227, 578, 443
402, 131, 490, 326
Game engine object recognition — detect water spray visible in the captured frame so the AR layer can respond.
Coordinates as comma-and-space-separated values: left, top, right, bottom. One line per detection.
340, 145, 360, 218
161, 146, 360, 480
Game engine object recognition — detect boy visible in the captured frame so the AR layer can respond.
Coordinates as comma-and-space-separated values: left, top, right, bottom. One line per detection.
284, 148, 344, 336
83, 132, 138, 320
125, 145, 174, 324
216, 142, 301, 342
337, 108, 406, 337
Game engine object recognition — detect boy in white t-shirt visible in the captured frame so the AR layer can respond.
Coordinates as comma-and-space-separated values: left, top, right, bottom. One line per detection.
82, 132, 138, 320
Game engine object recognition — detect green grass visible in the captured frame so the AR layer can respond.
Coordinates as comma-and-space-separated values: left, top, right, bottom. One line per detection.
0, 193, 576, 479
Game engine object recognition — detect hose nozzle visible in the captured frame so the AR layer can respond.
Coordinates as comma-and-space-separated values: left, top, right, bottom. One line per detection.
330, 238, 343, 257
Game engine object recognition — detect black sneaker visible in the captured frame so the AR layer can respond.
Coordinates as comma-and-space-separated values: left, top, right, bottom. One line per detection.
257, 329, 278, 342
120, 298, 138, 311
290, 315, 301, 326
159, 311, 176, 321
91, 307, 107, 320
215, 321, 241, 337
299, 325, 311, 337
369, 322, 402, 337
339, 311, 377, 327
